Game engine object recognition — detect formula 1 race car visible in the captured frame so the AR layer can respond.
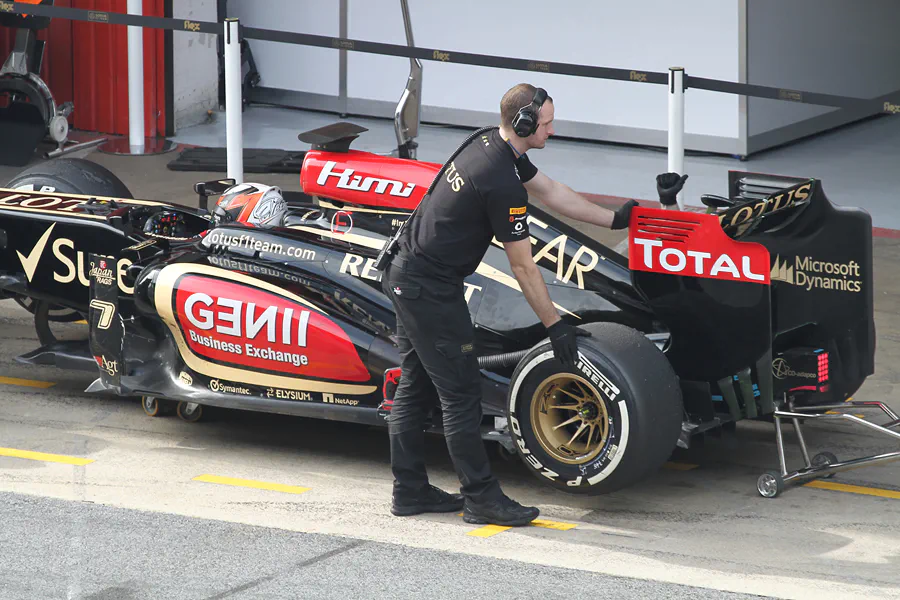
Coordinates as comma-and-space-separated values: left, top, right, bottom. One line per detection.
0, 122, 876, 497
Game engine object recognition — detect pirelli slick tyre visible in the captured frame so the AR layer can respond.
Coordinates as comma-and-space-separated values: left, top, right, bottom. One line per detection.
506, 322, 683, 495
5, 157, 134, 199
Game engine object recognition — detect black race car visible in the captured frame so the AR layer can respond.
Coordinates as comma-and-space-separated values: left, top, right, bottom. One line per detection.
0, 123, 876, 497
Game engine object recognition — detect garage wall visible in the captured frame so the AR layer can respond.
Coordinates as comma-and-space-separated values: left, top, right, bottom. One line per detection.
347, 0, 740, 140
746, 0, 900, 152
227, 0, 339, 96
172, 0, 218, 131
227, 0, 742, 153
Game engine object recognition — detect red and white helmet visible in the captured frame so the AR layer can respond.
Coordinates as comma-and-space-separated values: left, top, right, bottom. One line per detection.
212, 183, 287, 228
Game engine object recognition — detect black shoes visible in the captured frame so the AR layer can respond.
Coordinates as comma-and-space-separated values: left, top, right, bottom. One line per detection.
463, 494, 540, 527
391, 484, 465, 517
391, 486, 539, 527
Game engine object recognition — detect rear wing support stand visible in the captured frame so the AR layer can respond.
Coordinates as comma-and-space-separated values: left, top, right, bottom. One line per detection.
757, 395, 900, 498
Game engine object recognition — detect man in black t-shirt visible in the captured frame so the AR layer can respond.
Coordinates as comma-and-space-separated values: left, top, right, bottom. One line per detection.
382, 83, 650, 527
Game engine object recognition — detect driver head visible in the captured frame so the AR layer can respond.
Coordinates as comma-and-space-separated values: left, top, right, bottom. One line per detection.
212, 183, 287, 228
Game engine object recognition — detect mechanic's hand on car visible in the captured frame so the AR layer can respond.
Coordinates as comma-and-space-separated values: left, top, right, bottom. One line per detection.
547, 320, 592, 366
611, 199, 639, 230
656, 172, 689, 206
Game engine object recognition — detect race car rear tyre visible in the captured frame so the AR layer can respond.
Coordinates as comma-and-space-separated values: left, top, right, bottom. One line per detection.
506, 322, 683, 495
4, 157, 134, 199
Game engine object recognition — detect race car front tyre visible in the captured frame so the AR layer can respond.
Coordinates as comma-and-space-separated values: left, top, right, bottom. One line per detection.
5, 157, 134, 198
506, 322, 683, 495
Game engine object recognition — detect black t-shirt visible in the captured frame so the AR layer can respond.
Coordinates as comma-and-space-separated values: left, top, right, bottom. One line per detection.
399, 128, 539, 279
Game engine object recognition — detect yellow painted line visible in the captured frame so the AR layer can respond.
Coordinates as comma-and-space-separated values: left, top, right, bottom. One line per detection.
804, 480, 900, 500
664, 461, 699, 471
0, 376, 55, 389
531, 519, 577, 531
0, 447, 93, 466
192, 474, 310, 495
825, 410, 865, 418
464, 518, 576, 536
467, 524, 512, 537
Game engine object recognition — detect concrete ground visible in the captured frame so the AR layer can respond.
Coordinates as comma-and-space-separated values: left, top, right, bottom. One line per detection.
1, 144, 900, 598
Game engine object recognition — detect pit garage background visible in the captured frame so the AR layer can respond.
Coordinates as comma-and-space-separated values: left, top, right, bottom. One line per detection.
3, 0, 898, 154
222, 0, 900, 157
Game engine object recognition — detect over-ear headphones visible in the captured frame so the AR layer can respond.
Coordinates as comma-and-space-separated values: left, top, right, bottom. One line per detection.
512, 87, 548, 138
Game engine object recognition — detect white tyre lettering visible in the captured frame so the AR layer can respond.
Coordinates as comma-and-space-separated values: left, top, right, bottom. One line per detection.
526, 455, 542, 470
541, 468, 559, 480
510, 415, 521, 435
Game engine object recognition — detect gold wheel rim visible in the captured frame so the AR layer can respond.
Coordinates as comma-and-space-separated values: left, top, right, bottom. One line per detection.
530, 372, 610, 465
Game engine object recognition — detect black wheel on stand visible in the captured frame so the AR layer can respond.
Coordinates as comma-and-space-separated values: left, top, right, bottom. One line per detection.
5, 157, 134, 198
14, 295, 82, 323
812, 451, 838, 479
33, 299, 87, 346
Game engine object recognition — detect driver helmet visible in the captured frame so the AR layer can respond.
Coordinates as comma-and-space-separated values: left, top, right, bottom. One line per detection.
212, 183, 287, 228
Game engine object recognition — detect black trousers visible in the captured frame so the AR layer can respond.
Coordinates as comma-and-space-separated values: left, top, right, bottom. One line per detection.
382, 255, 502, 502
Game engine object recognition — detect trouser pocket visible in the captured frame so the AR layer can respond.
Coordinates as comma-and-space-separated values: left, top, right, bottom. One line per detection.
435, 339, 479, 382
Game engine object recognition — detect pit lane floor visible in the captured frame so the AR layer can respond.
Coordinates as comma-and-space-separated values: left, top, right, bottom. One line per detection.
2, 300, 900, 600
2, 152, 900, 599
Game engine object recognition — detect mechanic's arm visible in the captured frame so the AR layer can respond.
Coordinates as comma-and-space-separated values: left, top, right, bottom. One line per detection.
524, 171, 634, 230
503, 238, 561, 328
504, 238, 592, 366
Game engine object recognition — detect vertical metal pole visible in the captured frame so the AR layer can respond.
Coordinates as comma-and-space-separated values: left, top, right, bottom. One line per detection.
224, 18, 243, 184
775, 415, 788, 477
127, 0, 145, 152
99, 1, 175, 157
338, 0, 348, 117
667, 67, 685, 210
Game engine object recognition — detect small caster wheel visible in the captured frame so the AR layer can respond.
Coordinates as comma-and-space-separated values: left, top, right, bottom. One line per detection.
812, 452, 838, 479
757, 471, 784, 498
142, 396, 162, 417
176, 401, 203, 423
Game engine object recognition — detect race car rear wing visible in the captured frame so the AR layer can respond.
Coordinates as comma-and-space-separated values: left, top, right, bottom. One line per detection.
627, 207, 774, 421
727, 170, 810, 203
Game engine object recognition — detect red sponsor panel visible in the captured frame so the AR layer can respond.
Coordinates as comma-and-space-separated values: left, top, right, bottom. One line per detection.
173, 275, 369, 382
628, 207, 770, 285
300, 150, 441, 210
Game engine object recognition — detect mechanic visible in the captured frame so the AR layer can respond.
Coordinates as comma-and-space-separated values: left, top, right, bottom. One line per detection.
382, 83, 688, 527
